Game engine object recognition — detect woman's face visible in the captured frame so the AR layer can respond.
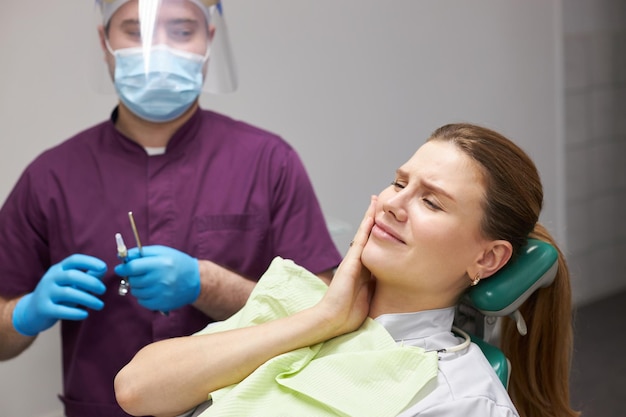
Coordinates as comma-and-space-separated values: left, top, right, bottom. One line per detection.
362, 140, 491, 310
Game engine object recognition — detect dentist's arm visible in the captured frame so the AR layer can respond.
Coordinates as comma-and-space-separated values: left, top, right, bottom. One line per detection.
193, 261, 333, 320
0, 296, 34, 360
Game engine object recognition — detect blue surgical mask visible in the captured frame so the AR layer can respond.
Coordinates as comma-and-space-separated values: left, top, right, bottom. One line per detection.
111, 44, 207, 123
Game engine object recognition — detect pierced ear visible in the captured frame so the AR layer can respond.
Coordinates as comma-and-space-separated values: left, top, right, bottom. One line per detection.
475, 240, 513, 279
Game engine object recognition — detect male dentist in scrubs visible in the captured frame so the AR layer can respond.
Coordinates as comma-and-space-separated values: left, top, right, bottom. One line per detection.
0, 1, 341, 415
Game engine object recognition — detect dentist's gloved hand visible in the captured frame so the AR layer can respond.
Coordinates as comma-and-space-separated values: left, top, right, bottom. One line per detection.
12, 254, 107, 337
114, 245, 200, 312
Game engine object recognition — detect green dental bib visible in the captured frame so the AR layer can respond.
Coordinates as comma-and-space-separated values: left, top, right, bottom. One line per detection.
195, 257, 438, 417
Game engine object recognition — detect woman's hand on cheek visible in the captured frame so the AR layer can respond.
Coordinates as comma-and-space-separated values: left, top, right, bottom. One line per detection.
317, 196, 377, 337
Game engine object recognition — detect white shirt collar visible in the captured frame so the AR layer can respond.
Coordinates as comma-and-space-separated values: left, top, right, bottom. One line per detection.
374, 307, 459, 352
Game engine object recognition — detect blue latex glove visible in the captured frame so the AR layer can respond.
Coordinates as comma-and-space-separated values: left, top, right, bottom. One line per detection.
114, 245, 200, 312
12, 254, 107, 337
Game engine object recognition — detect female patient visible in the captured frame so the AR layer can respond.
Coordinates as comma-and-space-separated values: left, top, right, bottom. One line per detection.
114, 123, 579, 417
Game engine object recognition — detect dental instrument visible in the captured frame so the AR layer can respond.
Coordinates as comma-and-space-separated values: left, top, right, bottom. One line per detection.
127, 211, 169, 316
115, 233, 130, 296
128, 211, 143, 256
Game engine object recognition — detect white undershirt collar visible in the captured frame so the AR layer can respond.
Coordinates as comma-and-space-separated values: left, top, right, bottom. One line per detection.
144, 146, 167, 156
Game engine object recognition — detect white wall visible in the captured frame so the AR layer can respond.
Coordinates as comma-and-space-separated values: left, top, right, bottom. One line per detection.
562, 0, 626, 306
0, 1, 562, 415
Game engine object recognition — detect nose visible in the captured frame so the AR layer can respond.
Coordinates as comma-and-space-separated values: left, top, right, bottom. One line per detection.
151, 26, 168, 46
382, 190, 408, 222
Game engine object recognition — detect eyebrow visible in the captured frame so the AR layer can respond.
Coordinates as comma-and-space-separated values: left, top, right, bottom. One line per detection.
119, 19, 140, 30
166, 18, 201, 25
396, 168, 457, 202
119, 18, 201, 28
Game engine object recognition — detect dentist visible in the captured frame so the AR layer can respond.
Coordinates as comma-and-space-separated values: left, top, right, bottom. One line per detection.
0, 1, 341, 416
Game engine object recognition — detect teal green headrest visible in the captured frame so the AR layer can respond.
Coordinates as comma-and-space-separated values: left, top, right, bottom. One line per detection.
466, 239, 558, 317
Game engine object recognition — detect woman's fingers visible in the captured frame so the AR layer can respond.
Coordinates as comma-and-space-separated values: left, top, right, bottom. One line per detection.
344, 195, 377, 258
336, 195, 376, 277
327, 196, 377, 300
317, 196, 379, 335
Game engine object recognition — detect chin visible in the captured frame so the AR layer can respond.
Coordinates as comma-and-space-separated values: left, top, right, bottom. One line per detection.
363, 240, 418, 285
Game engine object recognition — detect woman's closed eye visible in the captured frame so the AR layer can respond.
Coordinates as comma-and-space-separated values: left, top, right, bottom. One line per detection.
422, 197, 441, 210
391, 180, 405, 189
392, 180, 443, 211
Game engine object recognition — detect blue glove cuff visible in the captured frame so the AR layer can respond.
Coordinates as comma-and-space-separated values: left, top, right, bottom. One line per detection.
191, 257, 201, 302
12, 294, 42, 337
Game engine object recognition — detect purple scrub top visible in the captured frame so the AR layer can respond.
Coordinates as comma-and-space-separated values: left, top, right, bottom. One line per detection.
0, 107, 342, 416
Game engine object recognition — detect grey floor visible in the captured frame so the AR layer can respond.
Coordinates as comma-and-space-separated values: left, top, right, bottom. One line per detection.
570, 289, 626, 416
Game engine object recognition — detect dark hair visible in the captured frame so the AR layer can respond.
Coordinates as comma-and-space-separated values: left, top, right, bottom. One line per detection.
428, 123, 579, 417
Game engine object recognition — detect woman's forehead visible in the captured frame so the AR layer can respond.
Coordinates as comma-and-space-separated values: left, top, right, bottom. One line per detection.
399, 141, 485, 195
402, 141, 473, 172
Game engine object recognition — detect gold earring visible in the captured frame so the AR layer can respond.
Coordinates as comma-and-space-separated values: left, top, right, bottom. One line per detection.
470, 272, 481, 286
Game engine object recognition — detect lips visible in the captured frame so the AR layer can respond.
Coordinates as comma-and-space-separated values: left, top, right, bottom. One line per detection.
372, 220, 405, 244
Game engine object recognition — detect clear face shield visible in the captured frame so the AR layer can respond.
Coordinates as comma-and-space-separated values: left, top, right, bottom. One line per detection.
95, 0, 237, 121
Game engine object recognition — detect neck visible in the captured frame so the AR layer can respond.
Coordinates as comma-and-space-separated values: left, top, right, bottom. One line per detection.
114, 101, 199, 148
368, 284, 457, 319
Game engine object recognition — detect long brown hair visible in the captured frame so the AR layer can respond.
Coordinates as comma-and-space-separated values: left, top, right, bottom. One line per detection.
429, 123, 579, 417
